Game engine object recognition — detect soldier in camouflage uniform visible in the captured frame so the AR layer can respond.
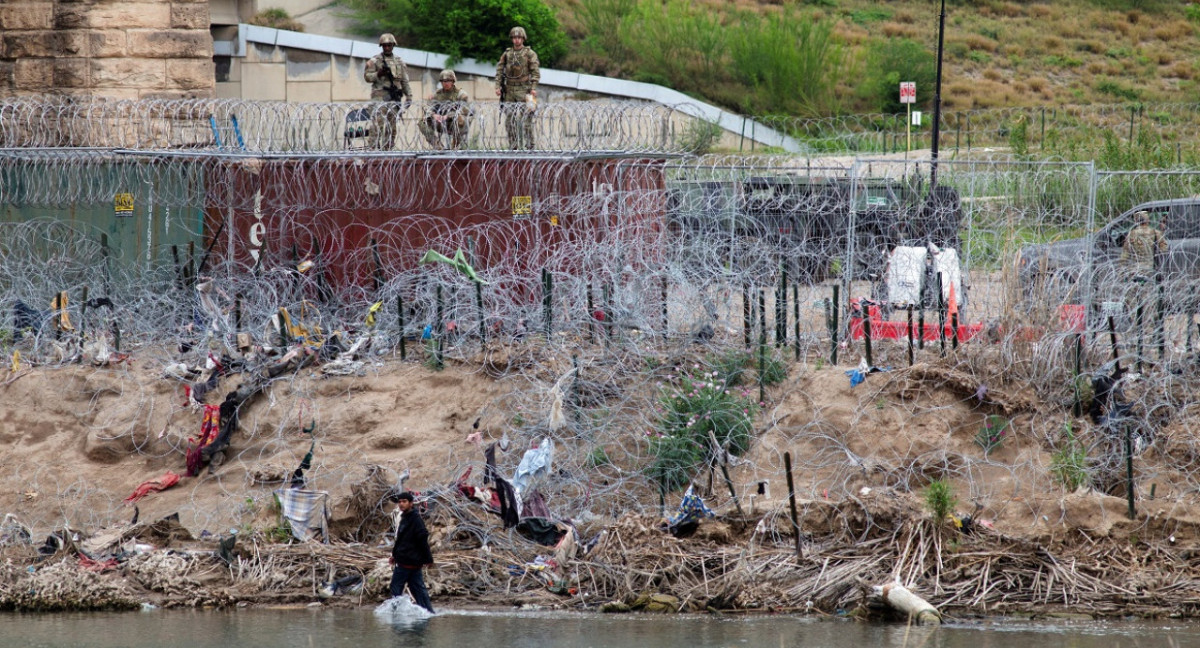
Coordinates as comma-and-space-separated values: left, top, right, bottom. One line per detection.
1121, 210, 1167, 277
419, 69, 472, 150
364, 33, 412, 150
494, 26, 540, 150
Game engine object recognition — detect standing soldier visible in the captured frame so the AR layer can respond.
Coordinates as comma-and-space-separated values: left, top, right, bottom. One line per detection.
364, 33, 412, 150
419, 69, 472, 150
1121, 210, 1167, 278
494, 26, 539, 150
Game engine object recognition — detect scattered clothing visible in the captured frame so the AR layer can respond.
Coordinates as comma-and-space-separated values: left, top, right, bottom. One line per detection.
515, 517, 568, 546
512, 438, 554, 497
666, 485, 714, 537
494, 477, 520, 529
186, 405, 220, 477
274, 488, 330, 542
124, 472, 181, 504
521, 489, 552, 520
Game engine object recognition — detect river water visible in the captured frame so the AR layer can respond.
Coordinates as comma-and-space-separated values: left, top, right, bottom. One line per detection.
1, 606, 1193, 648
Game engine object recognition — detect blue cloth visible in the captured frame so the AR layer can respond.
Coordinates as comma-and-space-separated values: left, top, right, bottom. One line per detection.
390, 565, 433, 613
667, 485, 714, 528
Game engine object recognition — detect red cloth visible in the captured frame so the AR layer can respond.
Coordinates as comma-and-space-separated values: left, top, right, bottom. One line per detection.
79, 555, 120, 572
124, 471, 181, 504
186, 404, 220, 476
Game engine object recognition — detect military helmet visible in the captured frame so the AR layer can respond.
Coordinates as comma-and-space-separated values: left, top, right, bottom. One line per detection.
439, 69, 456, 82
509, 26, 527, 39
379, 33, 397, 46
1135, 210, 1150, 223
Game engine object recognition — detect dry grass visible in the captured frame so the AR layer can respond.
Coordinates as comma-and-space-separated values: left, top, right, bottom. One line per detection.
881, 21, 919, 39
1153, 20, 1194, 41
1028, 4, 1053, 19
964, 34, 999, 53
551, 0, 1200, 113
1168, 61, 1195, 80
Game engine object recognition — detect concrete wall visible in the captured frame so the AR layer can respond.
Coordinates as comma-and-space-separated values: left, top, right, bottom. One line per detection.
0, 0, 215, 99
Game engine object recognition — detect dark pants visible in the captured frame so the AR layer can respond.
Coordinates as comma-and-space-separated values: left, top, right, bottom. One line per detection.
390, 565, 433, 613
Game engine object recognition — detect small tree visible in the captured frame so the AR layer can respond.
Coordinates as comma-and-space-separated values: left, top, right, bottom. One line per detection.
860, 38, 936, 114
342, 0, 568, 65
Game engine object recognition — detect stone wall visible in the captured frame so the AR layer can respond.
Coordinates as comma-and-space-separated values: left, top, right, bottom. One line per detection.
0, 0, 215, 99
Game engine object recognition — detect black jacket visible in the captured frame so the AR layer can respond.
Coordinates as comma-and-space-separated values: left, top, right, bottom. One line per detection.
391, 509, 434, 567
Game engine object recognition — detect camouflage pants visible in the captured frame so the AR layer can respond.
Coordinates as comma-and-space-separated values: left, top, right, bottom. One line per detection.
501, 85, 535, 150
419, 115, 469, 150
370, 101, 405, 150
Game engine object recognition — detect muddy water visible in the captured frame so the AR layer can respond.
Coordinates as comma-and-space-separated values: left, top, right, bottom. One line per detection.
0, 608, 1194, 648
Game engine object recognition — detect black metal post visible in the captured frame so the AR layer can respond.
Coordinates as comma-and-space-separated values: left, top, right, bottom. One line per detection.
907, 304, 915, 366
587, 284, 595, 343
793, 283, 800, 362
930, 0, 947, 190
863, 316, 873, 368
831, 285, 840, 365
937, 273, 946, 357
1125, 422, 1136, 520
784, 452, 802, 560
398, 294, 406, 360
743, 284, 751, 348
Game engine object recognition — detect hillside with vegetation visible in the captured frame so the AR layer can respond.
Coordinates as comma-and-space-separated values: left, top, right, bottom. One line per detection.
337, 0, 1199, 118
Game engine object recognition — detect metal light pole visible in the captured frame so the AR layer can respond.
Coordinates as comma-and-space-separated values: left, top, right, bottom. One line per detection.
930, 0, 946, 190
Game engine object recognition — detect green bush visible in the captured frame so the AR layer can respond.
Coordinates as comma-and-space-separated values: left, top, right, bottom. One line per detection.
923, 479, 958, 522
678, 118, 723, 155
647, 365, 758, 492
754, 347, 788, 387
859, 38, 936, 114
710, 349, 751, 387
974, 415, 1009, 455
619, 0, 725, 93
576, 0, 638, 60
586, 446, 611, 468
1094, 80, 1140, 101
1050, 424, 1089, 491
342, 0, 568, 65
727, 8, 846, 115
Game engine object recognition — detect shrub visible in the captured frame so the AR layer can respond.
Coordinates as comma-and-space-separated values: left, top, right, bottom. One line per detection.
647, 365, 759, 492
1095, 80, 1140, 101
710, 349, 751, 387
586, 446, 611, 468
728, 8, 847, 115
678, 118, 723, 155
754, 348, 788, 387
576, 0, 637, 60
859, 38, 936, 114
974, 415, 1009, 455
923, 479, 958, 523
250, 8, 305, 32
618, 0, 725, 96
1050, 424, 1089, 491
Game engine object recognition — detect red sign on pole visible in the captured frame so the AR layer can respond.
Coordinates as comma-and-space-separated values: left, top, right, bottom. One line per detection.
899, 82, 916, 104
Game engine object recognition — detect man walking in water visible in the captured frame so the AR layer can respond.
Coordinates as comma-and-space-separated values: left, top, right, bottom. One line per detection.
389, 491, 434, 612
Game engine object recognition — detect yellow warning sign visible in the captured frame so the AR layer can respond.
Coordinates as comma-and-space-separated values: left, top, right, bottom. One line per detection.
114, 192, 134, 216
511, 195, 532, 218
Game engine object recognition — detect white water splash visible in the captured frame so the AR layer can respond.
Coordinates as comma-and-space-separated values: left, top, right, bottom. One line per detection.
373, 595, 435, 621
